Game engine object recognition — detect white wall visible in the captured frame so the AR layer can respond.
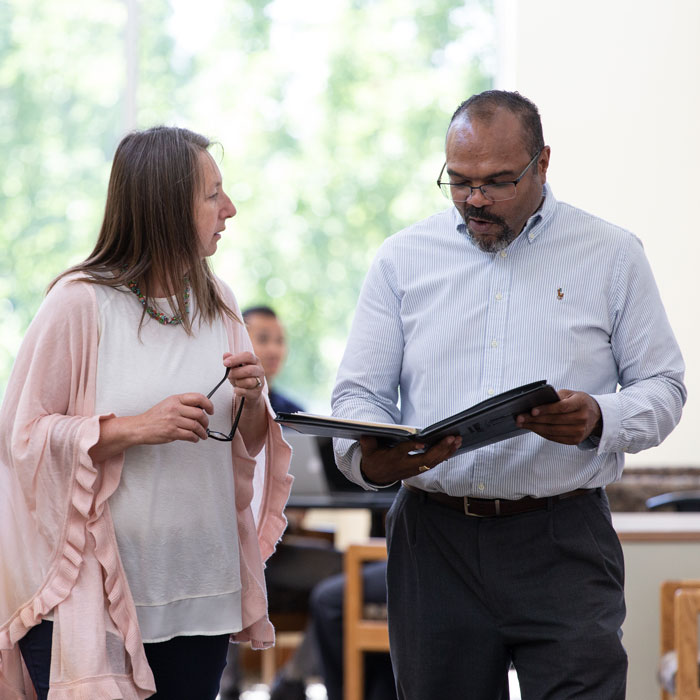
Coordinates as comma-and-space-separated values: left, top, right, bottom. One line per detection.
497, 0, 700, 466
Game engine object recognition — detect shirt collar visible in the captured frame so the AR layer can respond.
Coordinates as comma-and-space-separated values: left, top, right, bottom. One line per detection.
454, 183, 557, 246
521, 183, 556, 243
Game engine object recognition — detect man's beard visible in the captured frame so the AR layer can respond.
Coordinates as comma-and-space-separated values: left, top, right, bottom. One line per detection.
463, 206, 517, 253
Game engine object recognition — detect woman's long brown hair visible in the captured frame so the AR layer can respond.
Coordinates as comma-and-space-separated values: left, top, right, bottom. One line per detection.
50, 126, 238, 331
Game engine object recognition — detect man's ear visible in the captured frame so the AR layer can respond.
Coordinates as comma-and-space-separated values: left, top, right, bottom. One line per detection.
538, 145, 551, 183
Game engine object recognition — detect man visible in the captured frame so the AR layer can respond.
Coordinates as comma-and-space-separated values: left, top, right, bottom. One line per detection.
331, 90, 686, 699
243, 305, 303, 413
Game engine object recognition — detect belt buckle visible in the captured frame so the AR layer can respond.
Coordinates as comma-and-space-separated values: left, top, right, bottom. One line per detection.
463, 497, 498, 517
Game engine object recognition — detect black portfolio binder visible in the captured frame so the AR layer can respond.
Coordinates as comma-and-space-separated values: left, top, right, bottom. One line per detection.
275, 380, 559, 456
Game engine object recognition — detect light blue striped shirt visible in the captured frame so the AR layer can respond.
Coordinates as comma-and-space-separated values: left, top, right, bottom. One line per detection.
331, 185, 686, 499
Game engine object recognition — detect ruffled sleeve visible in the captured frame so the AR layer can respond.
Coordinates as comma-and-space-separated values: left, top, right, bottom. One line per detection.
0, 277, 155, 699
215, 279, 293, 648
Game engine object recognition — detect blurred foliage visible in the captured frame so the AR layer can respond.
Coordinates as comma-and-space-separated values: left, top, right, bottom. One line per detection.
0, 0, 125, 385
0, 0, 493, 409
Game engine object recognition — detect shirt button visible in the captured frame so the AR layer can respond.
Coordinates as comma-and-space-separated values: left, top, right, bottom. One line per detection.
491, 340, 498, 348
478, 483, 485, 491
500, 250, 507, 258
487, 388, 495, 396
528, 233, 535, 241
495, 292, 503, 301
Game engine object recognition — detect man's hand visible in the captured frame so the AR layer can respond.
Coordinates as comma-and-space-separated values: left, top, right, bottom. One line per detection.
358, 434, 462, 485
515, 389, 602, 445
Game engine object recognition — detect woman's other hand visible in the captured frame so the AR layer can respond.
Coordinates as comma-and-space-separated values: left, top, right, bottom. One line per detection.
223, 351, 266, 403
223, 351, 268, 455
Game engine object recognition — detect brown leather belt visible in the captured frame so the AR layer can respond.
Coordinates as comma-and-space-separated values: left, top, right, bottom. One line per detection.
403, 483, 598, 517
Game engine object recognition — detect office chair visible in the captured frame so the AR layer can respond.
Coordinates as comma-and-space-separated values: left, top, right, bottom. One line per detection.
646, 491, 700, 512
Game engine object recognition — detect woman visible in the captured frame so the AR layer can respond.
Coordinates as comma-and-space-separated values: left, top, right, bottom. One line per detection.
0, 126, 292, 699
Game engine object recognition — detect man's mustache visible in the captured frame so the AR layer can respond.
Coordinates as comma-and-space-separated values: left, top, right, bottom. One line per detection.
463, 207, 507, 225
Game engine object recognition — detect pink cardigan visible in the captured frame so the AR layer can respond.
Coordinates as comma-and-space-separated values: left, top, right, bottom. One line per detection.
0, 277, 293, 699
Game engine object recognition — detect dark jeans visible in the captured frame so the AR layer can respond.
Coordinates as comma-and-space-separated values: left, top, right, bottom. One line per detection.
18, 619, 230, 700
17, 620, 52, 700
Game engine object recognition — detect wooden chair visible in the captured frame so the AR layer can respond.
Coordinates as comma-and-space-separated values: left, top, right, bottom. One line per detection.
343, 539, 390, 700
660, 580, 700, 700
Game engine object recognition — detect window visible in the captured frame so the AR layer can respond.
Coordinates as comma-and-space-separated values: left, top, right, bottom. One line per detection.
0, 0, 494, 406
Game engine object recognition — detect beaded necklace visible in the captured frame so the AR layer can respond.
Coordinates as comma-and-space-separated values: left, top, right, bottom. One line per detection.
127, 278, 190, 325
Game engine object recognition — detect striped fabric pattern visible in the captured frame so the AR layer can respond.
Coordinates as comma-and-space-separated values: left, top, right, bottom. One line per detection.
332, 185, 686, 499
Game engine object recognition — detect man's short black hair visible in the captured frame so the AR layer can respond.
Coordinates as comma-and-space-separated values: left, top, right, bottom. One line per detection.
242, 305, 277, 322
450, 90, 544, 157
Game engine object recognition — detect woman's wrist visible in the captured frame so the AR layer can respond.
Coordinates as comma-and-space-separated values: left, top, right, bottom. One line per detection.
88, 414, 144, 462
238, 394, 268, 455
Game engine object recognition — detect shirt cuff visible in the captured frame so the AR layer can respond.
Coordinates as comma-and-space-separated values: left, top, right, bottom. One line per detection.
578, 393, 621, 454
577, 434, 601, 451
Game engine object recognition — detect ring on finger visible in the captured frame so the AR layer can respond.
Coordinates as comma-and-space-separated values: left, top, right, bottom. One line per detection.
254, 377, 263, 388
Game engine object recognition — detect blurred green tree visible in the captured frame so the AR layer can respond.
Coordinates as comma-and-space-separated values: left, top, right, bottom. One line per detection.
185, 0, 494, 410
0, 0, 124, 387
0, 0, 493, 409
0, 0, 195, 394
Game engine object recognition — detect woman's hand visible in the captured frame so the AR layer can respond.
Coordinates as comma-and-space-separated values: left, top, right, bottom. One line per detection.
88, 393, 214, 463
223, 351, 268, 455
223, 351, 266, 403
138, 393, 214, 444
88, 352, 268, 464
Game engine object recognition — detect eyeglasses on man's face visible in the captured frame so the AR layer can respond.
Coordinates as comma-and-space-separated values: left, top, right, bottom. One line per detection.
436, 149, 542, 203
206, 367, 245, 441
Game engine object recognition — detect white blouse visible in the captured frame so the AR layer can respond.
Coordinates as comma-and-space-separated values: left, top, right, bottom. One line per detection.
94, 284, 242, 643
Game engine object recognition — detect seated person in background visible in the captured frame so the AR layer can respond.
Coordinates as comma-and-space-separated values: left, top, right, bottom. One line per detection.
310, 561, 396, 700
242, 305, 303, 414
219, 305, 342, 700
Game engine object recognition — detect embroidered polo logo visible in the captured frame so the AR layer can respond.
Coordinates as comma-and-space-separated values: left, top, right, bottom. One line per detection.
557, 288, 564, 300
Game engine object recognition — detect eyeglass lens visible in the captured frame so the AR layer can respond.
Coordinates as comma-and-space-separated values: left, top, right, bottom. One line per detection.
439, 182, 516, 202
437, 150, 541, 203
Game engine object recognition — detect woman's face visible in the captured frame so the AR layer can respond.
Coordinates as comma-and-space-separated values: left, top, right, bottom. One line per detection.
194, 151, 237, 257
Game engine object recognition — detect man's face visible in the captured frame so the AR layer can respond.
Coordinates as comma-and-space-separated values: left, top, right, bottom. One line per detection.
245, 314, 287, 381
445, 109, 549, 253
